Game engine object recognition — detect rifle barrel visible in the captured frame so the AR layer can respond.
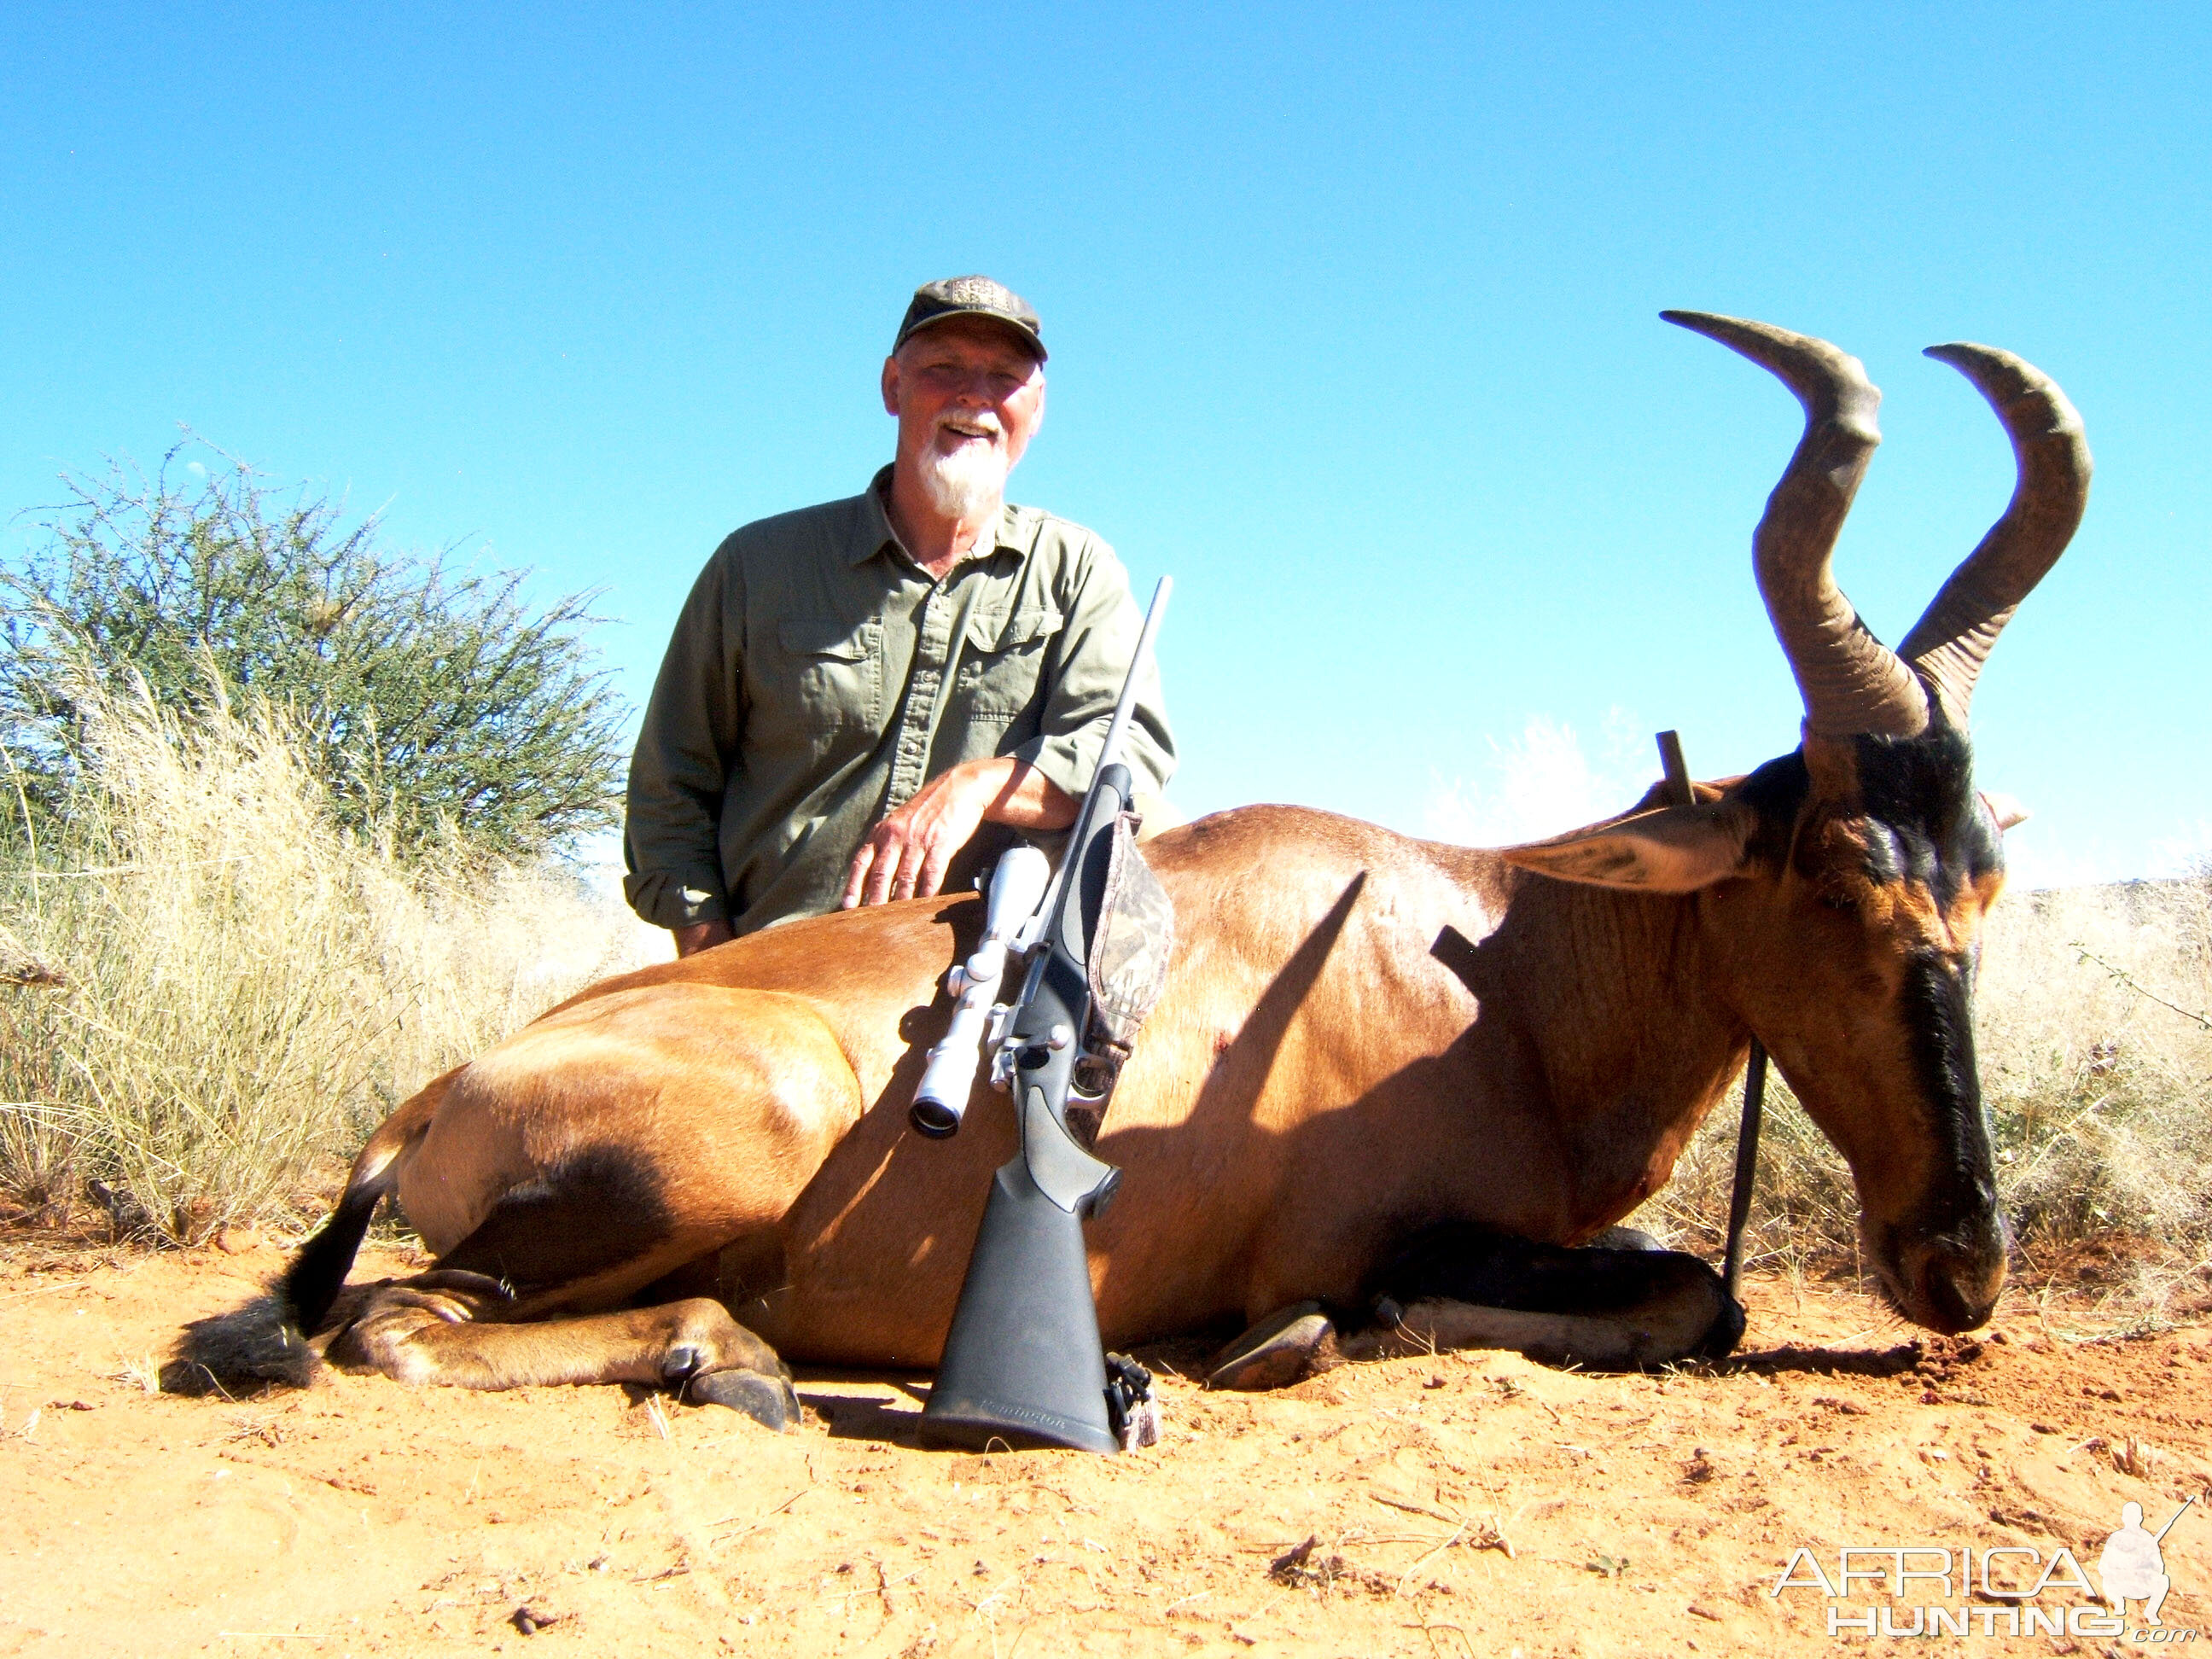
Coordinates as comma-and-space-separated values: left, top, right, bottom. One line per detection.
1095, 577, 1172, 781
1023, 575, 1173, 943
2154, 1493, 2198, 1543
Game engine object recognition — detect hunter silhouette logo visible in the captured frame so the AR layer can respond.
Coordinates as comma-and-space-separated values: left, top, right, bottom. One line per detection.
1772, 1496, 2205, 1640
2099, 1497, 2196, 1627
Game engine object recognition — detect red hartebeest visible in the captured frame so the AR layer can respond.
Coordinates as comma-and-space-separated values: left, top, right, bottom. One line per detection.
172, 313, 2089, 1429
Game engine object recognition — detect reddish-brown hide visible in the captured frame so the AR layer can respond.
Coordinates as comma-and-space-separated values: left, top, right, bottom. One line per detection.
176, 314, 2090, 1406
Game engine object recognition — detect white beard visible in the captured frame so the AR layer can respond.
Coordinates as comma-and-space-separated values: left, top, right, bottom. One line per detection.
918, 436, 1008, 522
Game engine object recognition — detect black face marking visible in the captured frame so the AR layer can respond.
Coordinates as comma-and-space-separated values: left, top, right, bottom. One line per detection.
1897, 951, 1996, 1217
435, 1144, 674, 1293
1843, 725, 2005, 907
1866, 947, 2004, 1331
1856, 822, 1906, 887
1725, 713, 2010, 905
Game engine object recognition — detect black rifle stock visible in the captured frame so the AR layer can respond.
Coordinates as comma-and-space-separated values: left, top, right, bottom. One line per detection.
918, 764, 1132, 1452
919, 582, 1168, 1454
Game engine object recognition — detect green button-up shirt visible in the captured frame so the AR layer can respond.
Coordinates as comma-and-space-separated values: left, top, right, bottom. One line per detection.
624, 469, 1177, 936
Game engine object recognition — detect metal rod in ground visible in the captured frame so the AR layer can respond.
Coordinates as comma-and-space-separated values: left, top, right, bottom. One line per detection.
1723, 1042, 1767, 1297
1656, 729, 1692, 807
1655, 729, 1766, 1299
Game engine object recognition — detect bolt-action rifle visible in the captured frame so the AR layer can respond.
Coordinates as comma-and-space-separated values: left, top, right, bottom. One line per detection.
917, 578, 1173, 1453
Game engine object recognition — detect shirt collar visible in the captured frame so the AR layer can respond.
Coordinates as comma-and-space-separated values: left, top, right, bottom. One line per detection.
851, 464, 1027, 568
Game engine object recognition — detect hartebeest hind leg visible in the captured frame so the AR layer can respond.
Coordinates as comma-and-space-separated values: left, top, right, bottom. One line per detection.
1208, 1225, 1743, 1389
166, 982, 858, 1426
327, 1270, 804, 1429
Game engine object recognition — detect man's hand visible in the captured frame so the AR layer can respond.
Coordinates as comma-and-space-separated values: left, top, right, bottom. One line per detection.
842, 756, 1074, 910
672, 917, 735, 958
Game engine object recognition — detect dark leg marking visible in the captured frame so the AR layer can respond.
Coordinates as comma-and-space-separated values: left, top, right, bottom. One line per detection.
1365, 1223, 1743, 1364
1210, 1225, 1746, 1390
435, 1143, 674, 1295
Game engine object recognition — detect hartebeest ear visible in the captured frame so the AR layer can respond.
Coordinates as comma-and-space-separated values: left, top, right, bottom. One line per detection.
1979, 790, 2030, 833
1502, 802, 1758, 893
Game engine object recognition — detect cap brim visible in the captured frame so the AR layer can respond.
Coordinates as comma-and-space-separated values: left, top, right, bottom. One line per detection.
895, 308, 1047, 364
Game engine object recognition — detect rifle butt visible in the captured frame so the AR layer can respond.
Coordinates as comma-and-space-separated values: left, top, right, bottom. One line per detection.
918, 1155, 1120, 1454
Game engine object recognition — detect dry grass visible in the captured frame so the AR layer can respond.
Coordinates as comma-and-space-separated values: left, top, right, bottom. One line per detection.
0, 678, 663, 1243
1640, 874, 2212, 1319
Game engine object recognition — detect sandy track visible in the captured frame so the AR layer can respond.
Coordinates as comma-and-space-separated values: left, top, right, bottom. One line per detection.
3, 1240, 2209, 1657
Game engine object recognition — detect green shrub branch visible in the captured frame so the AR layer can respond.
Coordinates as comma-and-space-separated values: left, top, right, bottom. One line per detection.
2, 439, 628, 862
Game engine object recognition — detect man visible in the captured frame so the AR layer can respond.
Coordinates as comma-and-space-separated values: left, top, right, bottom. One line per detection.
2098, 1501, 2174, 1626
625, 276, 1176, 954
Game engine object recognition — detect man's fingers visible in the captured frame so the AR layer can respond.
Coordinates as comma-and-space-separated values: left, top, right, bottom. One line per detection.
889, 831, 928, 901
915, 836, 955, 899
865, 862, 902, 906
841, 841, 876, 909
850, 776, 987, 909
862, 829, 906, 907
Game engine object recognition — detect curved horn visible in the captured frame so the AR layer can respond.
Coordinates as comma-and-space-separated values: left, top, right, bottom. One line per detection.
1898, 344, 2091, 729
1663, 311, 1931, 739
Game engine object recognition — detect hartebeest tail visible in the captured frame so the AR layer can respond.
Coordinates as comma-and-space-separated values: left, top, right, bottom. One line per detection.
162, 1074, 439, 1394
276, 1160, 395, 1334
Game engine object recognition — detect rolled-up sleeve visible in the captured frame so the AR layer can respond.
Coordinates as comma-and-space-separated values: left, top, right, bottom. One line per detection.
623, 544, 747, 928
1011, 537, 1177, 805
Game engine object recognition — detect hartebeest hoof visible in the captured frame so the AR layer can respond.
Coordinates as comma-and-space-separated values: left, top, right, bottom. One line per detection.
687, 1367, 803, 1430
1207, 1301, 1342, 1390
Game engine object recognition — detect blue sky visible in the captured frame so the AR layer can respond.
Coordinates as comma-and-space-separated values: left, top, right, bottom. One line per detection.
4, 3, 2206, 883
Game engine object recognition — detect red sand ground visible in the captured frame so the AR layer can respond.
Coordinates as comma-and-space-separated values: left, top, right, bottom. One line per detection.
3, 1239, 2209, 1657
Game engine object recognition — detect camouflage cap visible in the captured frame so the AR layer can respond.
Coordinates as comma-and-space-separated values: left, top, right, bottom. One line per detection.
894, 275, 1046, 363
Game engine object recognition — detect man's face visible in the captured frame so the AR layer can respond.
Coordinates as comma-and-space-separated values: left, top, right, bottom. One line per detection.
882, 319, 1046, 516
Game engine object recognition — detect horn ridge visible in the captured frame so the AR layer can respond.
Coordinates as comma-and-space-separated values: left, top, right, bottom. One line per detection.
1664, 310, 1930, 739
1899, 343, 2092, 729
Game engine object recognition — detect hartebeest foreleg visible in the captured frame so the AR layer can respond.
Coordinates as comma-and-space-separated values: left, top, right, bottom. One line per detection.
1208, 1227, 1743, 1389
330, 1270, 803, 1429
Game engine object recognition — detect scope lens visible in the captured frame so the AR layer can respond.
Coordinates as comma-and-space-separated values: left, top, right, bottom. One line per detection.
909, 1097, 963, 1139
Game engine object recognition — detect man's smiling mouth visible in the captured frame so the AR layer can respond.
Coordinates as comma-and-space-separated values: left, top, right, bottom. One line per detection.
940, 418, 998, 441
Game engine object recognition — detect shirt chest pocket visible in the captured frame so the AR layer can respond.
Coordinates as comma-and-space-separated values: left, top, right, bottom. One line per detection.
775, 616, 882, 732
957, 603, 1062, 719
